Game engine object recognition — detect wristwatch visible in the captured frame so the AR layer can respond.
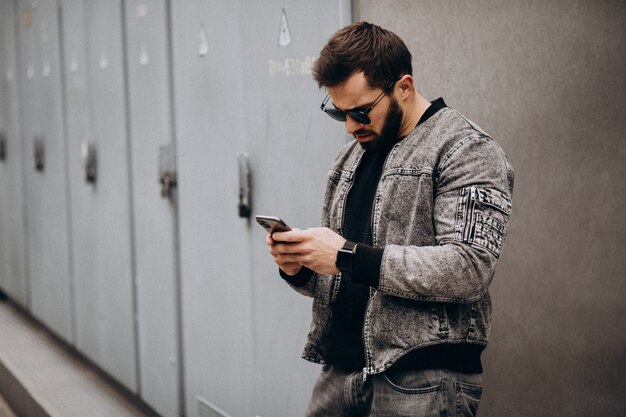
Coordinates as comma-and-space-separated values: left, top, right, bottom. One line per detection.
336, 240, 358, 274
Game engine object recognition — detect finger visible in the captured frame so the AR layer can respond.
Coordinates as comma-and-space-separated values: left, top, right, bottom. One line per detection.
279, 263, 302, 276
277, 260, 299, 269
272, 229, 308, 243
276, 253, 300, 264
273, 242, 303, 255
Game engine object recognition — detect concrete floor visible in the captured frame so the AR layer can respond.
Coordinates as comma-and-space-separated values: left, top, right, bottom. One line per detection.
0, 299, 157, 417
0, 395, 17, 417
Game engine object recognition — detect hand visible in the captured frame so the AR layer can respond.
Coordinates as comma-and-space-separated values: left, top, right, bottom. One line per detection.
270, 227, 346, 275
266, 233, 302, 276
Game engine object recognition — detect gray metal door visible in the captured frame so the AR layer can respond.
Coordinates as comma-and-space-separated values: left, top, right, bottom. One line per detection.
124, 1, 182, 416
64, 0, 137, 391
0, 0, 28, 307
170, 2, 254, 416
61, 0, 180, 408
58, 0, 96, 355
16, 0, 74, 342
172, 1, 350, 416
241, 3, 350, 414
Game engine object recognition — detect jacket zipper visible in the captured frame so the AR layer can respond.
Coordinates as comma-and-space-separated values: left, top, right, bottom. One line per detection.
362, 286, 375, 382
362, 143, 399, 382
463, 186, 477, 242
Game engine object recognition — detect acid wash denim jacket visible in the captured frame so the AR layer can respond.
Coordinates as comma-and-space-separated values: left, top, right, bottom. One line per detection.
287, 106, 514, 377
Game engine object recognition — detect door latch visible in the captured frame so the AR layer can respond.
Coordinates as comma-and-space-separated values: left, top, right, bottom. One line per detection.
238, 152, 251, 218
0, 132, 7, 161
81, 141, 97, 184
159, 144, 177, 198
34, 136, 44, 172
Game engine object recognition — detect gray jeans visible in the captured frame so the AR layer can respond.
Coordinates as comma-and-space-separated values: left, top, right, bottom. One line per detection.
304, 365, 482, 417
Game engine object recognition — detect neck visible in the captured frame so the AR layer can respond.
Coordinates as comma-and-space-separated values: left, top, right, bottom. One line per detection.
399, 93, 432, 137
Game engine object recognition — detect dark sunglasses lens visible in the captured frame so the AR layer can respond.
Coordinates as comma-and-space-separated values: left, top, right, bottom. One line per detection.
324, 109, 347, 122
347, 111, 370, 125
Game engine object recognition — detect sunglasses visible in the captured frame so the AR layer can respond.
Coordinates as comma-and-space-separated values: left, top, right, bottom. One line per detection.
320, 79, 397, 125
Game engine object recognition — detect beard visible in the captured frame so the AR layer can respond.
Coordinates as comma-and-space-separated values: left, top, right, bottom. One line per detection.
357, 97, 403, 152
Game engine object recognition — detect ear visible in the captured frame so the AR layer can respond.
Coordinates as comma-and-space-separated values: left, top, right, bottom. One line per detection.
396, 74, 414, 101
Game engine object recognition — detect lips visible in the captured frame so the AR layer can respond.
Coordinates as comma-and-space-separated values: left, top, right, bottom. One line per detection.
354, 130, 374, 141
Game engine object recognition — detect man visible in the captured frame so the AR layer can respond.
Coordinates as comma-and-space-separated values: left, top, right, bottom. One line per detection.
266, 21, 513, 416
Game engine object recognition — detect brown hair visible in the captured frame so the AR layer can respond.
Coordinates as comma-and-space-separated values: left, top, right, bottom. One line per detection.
313, 21, 412, 90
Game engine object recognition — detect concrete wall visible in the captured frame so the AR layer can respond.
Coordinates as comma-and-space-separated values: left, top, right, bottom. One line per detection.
354, 1, 626, 415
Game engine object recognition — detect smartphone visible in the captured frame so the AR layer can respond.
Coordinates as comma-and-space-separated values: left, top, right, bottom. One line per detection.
255, 215, 292, 234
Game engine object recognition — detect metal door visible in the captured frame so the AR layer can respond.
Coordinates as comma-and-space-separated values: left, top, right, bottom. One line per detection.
66, 0, 137, 391
124, 1, 182, 416
241, 3, 350, 414
172, 1, 350, 416
58, 0, 96, 355
0, 0, 28, 307
16, 0, 74, 342
170, 2, 254, 416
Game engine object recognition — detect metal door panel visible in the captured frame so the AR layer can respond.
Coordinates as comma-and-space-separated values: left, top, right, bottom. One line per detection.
0, 0, 28, 306
74, 0, 137, 391
171, 1, 254, 416
58, 0, 97, 357
16, 0, 74, 342
124, 0, 181, 415
173, 1, 350, 416
241, 2, 350, 414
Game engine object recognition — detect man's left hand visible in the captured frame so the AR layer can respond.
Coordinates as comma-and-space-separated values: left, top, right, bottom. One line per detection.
271, 227, 346, 275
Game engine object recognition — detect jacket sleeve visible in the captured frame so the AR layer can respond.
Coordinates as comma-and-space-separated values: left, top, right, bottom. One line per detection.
378, 135, 514, 303
280, 267, 317, 297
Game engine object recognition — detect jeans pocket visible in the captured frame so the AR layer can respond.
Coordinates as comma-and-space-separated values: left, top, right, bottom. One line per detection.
382, 367, 443, 394
376, 368, 444, 417
455, 380, 482, 417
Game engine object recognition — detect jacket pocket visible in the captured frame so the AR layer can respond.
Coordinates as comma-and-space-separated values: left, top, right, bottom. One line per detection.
454, 186, 511, 257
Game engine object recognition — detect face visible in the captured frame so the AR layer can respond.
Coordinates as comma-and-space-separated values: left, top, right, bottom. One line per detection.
327, 72, 403, 150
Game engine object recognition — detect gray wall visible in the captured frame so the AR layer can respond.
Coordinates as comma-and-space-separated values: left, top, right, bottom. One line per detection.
355, 0, 626, 416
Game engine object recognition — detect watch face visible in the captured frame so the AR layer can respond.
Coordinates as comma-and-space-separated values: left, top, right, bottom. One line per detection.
336, 241, 356, 273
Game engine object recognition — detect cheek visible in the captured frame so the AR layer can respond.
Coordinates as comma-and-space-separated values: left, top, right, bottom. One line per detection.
367, 113, 386, 133
368, 104, 393, 133
369, 123, 384, 136
371, 116, 390, 136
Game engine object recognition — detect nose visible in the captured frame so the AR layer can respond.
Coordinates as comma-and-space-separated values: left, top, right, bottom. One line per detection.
345, 114, 364, 134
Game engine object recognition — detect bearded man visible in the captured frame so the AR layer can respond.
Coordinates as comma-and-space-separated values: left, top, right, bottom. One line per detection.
266, 21, 514, 417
